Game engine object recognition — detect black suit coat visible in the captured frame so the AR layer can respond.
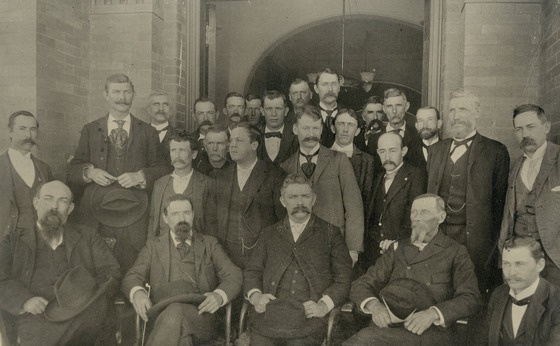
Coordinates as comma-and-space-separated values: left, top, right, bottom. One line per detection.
348, 145, 376, 206
482, 278, 560, 346
365, 162, 427, 242
427, 133, 510, 275
244, 215, 352, 306
206, 160, 287, 245
159, 124, 178, 169
0, 152, 53, 240
68, 114, 170, 191
258, 119, 299, 165
366, 122, 425, 172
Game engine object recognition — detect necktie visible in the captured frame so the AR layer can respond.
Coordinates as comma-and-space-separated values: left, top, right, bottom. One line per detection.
176, 241, 189, 259
511, 295, 532, 306
422, 142, 429, 150
450, 135, 475, 163
320, 107, 337, 127
157, 126, 169, 134
110, 120, 128, 155
265, 131, 282, 139
300, 150, 319, 179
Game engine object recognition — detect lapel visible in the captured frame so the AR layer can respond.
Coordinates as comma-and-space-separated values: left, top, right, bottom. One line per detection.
96, 116, 110, 166
351, 145, 363, 172
295, 215, 317, 245
384, 163, 412, 205
0, 153, 15, 202
367, 172, 385, 218
191, 233, 206, 280
435, 139, 453, 191
532, 142, 559, 199
242, 160, 268, 213
63, 226, 81, 262
279, 217, 296, 244
489, 287, 511, 344
127, 114, 143, 150
20, 226, 37, 263
217, 165, 236, 233
406, 231, 447, 265
276, 127, 294, 162
155, 232, 172, 281
312, 146, 331, 185
507, 156, 525, 221
521, 279, 548, 343
467, 133, 485, 177
30, 156, 48, 183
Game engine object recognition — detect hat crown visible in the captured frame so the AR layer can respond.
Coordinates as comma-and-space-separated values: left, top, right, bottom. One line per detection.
54, 266, 97, 311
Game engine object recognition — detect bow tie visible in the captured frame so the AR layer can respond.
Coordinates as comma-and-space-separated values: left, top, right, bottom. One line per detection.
511, 295, 532, 306
265, 131, 282, 139
157, 126, 169, 134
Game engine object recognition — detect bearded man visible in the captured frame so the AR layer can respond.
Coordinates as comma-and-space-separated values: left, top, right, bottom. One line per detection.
344, 194, 480, 346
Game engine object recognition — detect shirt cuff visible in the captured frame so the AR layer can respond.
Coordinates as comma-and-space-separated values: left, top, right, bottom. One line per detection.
129, 286, 147, 303
431, 306, 445, 326
83, 164, 94, 183
319, 295, 334, 313
246, 288, 262, 303
360, 297, 378, 314
137, 170, 147, 189
214, 289, 228, 307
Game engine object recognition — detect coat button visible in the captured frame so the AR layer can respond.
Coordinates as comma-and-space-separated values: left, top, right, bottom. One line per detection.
407, 266, 411, 270
271, 282, 275, 286
426, 282, 431, 286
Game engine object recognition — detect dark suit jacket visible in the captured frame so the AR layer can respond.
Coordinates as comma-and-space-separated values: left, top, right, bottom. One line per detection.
499, 142, 560, 269
159, 124, 178, 169
281, 146, 364, 253
207, 160, 286, 245
244, 216, 352, 306
68, 114, 170, 192
0, 224, 121, 316
366, 122, 425, 172
365, 163, 427, 242
482, 278, 560, 346
0, 152, 53, 240
148, 170, 212, 239
258, 119, 299, 165
121, 232, 242, 304
427, 133, 509, 274
349, 145, 376, 206
351, 231, 481, 325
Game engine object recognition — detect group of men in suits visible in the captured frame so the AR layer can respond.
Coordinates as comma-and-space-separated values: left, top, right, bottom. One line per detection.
2, 68, 560, 345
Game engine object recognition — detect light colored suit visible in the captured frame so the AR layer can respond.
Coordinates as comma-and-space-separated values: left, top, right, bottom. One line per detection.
281, 145, 364, 253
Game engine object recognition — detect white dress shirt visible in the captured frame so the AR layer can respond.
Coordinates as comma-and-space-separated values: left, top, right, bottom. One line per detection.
299, 144, 320, 166
237, 158, 258, 191
510, 277, 540, 337
8, 148, 35, 187
422, 137, 439, 161
151, 121, 169, 143
264, 125, 283, 161
319, 101, 339, 124
386, 122, 407, 138
331, 142, 354, 158
172, 170, 193, 194
450, 130, 477, 163
384, 162, 404, 193
520, 142, 547, 191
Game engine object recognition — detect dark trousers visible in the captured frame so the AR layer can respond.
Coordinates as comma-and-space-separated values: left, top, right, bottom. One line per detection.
251, 328, 325, 346
147, 303, 217, 346
17, 297, 107, 346
342, 324, 452, 346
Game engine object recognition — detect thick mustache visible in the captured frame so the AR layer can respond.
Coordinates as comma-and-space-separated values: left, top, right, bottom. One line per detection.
383, 160, 397, 166
324, 92, 337, 98
172, 158, 187, 165
520, 137, 536, 148
303, 136, 320, 142
115, 100, 131, 105
291, 205, 311, 215
22, 138, 36, 145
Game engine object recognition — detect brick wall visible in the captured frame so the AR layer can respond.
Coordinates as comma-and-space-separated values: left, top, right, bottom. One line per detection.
0, 0, 37, 153
36, 0, 90, 179
541, 0, 560, 120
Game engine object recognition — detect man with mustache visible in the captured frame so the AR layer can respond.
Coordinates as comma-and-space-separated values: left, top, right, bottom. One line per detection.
193, 125, 232, 177
0, 181, 121, 346
68, 73, 169, 273
415, 106, 442, 166
208, 122, 286, 269
149, 131, 212, 240
345, 194, 480, 346
366, 88, 424, 171
281, 105, 364, 266
499, 104, 560, 286
0, 110, 53, 240
223, 91, 246, 132
147, 91, 177, 167
123, 194, 242, 346
427, 89, 509, 298
244, 173, 352, 345
479, 236, 560, 345
289, 78, 313, 117
258, 90, 299, 164
354, 95, 386, 152
360, 131, 426, 273
245, 93, 265, 129
313, 68, 344, 147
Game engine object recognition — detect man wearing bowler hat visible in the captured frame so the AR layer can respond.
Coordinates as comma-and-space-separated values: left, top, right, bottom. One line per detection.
0, 181, 121, 346
122, 194, 242, 346
68, 73, 169, 273
244, 174, 352, 345
344, 194, 480, 345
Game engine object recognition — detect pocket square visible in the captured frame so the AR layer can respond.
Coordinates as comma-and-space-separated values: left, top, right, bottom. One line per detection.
551, 186, 560, 192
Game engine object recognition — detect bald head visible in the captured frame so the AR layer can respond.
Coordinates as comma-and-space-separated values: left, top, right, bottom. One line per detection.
34, 180, 75, 226
376, 132, 407, 171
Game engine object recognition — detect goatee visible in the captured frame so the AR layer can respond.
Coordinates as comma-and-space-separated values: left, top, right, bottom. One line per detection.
174, 221, 193, 243
39, 210, 64, 242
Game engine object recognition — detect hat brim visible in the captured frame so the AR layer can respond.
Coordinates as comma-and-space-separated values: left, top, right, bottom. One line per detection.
44, 277, 116, 322
147, 294, 206, 319
88, 184, 148, 228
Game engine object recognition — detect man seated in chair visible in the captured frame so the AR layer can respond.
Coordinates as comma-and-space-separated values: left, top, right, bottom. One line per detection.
0, 180, 121, 346
244, 173, 353, 345
344, 193, 481, 346
480, 236, 560, 345
122, 194, 242, 346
